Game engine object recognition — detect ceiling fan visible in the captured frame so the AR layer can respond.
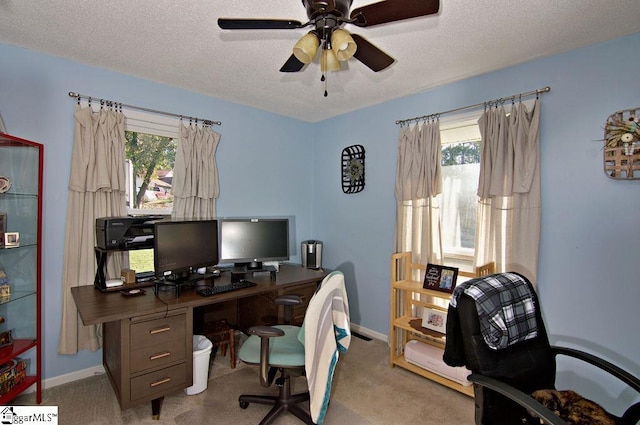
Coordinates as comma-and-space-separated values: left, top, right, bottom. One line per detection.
218, 0, 440, 74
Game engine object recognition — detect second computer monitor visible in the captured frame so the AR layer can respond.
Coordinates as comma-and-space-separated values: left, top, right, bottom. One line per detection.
218, 218, 289, 270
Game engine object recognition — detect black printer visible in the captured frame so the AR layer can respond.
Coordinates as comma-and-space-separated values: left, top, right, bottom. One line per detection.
96, 216, 166, 250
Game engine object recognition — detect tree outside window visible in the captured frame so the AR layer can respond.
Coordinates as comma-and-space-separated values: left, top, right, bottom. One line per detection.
441, 140, 480, 257
125, 131, 176, 212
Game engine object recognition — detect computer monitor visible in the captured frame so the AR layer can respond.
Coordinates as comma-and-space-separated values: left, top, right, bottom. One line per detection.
218, 218, 289, 270
153, 219, 218, 282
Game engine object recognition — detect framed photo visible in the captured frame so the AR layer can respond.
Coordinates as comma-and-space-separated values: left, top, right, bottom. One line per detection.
0, 329, 13, 348
4, 232, 19, 248
422, 307, 448, 334
423, 263, 459, 294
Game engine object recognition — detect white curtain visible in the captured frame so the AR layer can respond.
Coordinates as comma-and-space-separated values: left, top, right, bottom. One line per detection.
172, 123, 220, 220
394, 121, 443, 266
58, 106, 127, 354
475, 99, 541, 283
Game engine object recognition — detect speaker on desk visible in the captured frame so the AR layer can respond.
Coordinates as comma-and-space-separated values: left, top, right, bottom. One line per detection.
301, 240, 322, 269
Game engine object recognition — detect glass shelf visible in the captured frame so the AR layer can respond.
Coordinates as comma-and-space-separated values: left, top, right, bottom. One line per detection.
0, 243, 37, 251
0, 132, 42, 404
0, 192, 38, 199
0, 291, 36, 306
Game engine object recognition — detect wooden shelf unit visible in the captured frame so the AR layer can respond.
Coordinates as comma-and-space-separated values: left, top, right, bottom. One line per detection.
390, 252, 474, 397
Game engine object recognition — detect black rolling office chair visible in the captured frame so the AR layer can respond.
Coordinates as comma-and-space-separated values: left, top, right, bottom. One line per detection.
237, 271, 351, 425
444, 272, 640, 425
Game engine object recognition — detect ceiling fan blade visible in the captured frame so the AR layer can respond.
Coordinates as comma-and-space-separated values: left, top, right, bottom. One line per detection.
280, 54, 306, 72
350, 34, 394, 72
350, 0, 440, 27
218, 18, 303, 30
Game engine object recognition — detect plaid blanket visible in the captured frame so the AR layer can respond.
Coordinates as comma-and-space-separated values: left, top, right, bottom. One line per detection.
450, 272, 538, 350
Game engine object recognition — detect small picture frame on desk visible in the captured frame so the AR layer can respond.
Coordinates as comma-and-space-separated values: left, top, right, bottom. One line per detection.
423, 263, 458, 294
422, 307, 448, 334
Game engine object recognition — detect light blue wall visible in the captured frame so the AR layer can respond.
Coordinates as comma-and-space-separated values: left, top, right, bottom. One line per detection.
1, 32, 639, 414
0, 43, 316, 381
314, 33, 640, 414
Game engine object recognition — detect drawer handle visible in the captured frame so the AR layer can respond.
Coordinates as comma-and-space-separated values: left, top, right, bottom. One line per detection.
149, 351, 171, 361
149, 377, 171, 387
149, 326, 171, 335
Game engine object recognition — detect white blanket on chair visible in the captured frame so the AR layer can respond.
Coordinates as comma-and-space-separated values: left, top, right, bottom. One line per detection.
302, 271, 351, 425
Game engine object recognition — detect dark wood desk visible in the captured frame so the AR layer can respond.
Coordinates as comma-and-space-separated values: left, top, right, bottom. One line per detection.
71, 264, 328, 418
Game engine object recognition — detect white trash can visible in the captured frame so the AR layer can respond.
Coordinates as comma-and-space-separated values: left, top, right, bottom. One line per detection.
184, 335, 213, 395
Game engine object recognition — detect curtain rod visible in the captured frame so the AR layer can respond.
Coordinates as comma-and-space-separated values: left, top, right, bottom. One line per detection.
395, 86, 551, 126
68, 91, 222, 126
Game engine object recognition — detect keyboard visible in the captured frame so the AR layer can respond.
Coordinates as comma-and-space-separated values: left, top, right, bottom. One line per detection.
196, 280, 257, 296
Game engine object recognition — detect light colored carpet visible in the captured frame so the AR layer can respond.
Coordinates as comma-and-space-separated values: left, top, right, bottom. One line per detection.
174, 367, 370, 425
14, 336, 474, 424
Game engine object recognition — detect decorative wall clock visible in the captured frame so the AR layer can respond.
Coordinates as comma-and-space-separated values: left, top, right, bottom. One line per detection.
341, 144, 365, 194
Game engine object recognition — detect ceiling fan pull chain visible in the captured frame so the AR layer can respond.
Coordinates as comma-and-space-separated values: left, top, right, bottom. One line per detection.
323, 73, 328, 97
320, 50, 328, 96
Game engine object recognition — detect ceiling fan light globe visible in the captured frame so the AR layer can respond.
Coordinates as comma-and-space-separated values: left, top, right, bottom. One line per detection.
321, 48, 341, 72
331, 29, 357, 61
293, 33, 319, 64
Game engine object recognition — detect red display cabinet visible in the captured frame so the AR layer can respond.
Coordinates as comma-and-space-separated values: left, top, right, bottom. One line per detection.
0, 133, 42, 404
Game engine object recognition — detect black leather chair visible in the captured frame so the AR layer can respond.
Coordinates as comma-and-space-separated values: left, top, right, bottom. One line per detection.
444, 272, 640, 425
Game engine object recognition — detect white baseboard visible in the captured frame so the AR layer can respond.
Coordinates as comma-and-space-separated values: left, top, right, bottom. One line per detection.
24, 326, 385, 394
351, 323, 388, 343
20, 364, 106, 394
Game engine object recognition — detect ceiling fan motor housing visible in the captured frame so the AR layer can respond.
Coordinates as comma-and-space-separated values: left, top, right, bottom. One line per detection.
305, 0, 352, 39
304, 0, 352, 21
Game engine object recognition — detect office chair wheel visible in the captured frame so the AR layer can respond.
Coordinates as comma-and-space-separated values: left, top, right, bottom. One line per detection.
239, 401, 249, 409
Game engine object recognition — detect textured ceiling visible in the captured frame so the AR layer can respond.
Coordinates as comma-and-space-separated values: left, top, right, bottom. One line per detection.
1, 1, 638, 122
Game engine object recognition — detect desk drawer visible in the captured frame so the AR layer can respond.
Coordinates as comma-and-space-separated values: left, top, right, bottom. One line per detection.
130, 339, 187, 374
130, 363, 187, 402
130, 314, 186, 350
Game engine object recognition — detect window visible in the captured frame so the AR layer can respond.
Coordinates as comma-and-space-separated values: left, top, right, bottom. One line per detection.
124, 131, 176, 215
123, 110, 180, 273
128, 248, 155, 274
397, 101, 536, 275
438, 99, 536, 270
124, 110, 179, 216
439, 115, 482, 270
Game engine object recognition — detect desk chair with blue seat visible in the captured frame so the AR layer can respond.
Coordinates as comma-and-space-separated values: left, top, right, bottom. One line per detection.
238, 270, 351, 425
